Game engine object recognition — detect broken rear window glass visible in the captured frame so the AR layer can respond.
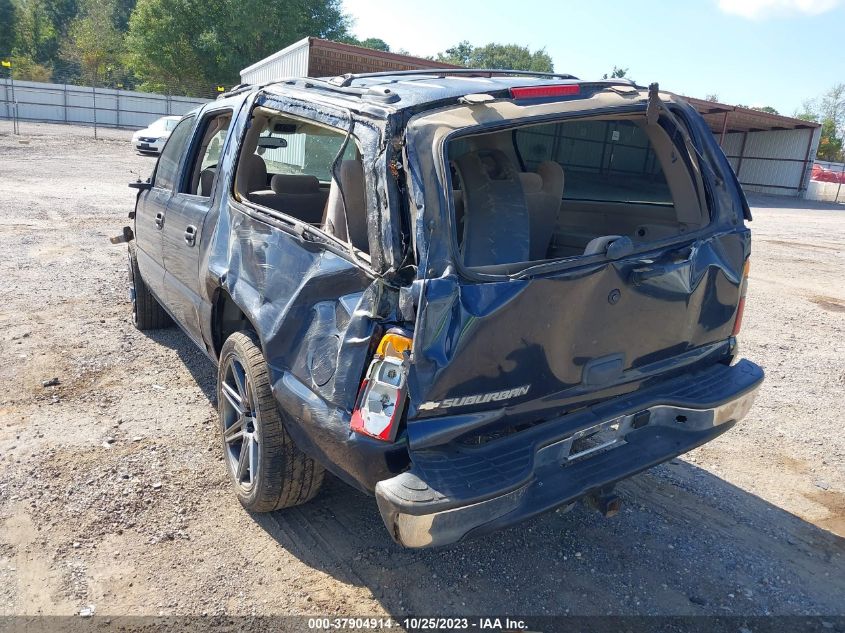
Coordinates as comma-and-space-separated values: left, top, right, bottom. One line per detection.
446, 115, 706, 271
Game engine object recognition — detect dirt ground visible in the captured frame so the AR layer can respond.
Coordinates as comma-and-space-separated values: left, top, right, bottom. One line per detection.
0, 122, 843, 618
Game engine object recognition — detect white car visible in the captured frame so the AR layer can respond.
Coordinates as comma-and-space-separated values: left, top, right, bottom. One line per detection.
132, 115, 182, 154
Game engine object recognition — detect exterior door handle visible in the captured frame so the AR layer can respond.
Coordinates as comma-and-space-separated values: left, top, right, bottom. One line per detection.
184, 225, 197, 246
154, 212, 164, 229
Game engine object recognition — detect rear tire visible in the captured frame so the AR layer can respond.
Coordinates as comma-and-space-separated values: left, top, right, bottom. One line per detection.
218, 331, 324, 512
127, 242, 171, 330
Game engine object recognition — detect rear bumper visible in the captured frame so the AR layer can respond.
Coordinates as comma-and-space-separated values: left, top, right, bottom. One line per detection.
375, 359, 764, 548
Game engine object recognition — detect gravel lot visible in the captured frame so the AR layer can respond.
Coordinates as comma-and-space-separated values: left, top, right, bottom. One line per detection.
0, 122, 843, 618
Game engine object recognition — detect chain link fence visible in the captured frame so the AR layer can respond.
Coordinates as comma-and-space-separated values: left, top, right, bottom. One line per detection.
0, 68, 229, 137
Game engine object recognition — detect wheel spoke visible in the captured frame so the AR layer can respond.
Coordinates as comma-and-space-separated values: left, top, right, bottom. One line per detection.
236, 437, 250, 482
231, 362, 250, 408
248, 435, 258, 484
223, 416, 245, 444
221, 381, 244, 416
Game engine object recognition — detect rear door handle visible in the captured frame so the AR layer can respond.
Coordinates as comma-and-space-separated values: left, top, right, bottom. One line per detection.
184, 225, 197, 247
154, 212, 164, 229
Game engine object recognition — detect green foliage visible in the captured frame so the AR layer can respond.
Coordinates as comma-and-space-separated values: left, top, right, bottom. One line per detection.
10, 54, 53, 80
795, 99, 819, 122
753, 105, 779, 115
705, 93, 720, 102
13, 0, 57, 64
602, 66, 632, 81
112, 0, 136, 31
341, 36, 390, 52
817, 118, 843, 162
4, 0, 352, 92
0, 0, 16, 59
125, 0, 350, 94
63, 0, 125, 82
796, 86, 845, 162
436, 40, 554, 72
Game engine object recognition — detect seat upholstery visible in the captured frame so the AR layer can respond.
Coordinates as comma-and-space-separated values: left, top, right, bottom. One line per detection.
199, 167, 216, 197
249, 174, 328, 223
454, 149, 530, 267
323, 160, 369, 252
520, 161, 564, 260
239, 154, 268, 194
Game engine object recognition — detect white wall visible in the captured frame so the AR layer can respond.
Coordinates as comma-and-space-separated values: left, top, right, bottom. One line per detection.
720, 127, 820, 197
240, 38, 310, 85
0, 79, 208, 129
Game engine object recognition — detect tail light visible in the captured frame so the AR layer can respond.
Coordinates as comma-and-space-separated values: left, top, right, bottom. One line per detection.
732, 259, 750, 336
350, 330, 412, 442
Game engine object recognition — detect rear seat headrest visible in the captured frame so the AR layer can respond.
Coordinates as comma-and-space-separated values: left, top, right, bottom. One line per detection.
518, 172, 543, 194
537, 161, 564, 195
271, 174, 320, 195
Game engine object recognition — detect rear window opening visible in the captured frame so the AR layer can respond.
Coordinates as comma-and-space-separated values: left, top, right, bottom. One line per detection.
446, 114, 708, 273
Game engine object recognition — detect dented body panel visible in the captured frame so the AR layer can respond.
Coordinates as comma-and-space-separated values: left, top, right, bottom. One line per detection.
130, 73, 763, 547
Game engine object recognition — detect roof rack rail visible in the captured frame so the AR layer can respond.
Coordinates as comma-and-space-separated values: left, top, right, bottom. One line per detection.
327, 68, 579, 88
217, 83, 253, 99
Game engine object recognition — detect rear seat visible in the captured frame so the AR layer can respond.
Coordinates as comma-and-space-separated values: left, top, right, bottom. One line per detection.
249, 174, 329, 224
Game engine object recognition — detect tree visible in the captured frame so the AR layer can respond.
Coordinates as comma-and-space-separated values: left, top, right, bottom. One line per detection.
10, 55, 53, 80
0, 0, 15, 60
602, 66, 632, 82
753, 105, 779, 115
63, 0, 125, 84
705, 93, 720, 102
795, 99, 819, 122
112, 0, 136, 31
817, 118, 844, 162
819, 83, 845, 138
126, 0, 350, 94
13, 0, 57, 65
437, 41, 473, 66
436, 41, 554, 72
342, 37, 390, 52
794, 87, 845, 162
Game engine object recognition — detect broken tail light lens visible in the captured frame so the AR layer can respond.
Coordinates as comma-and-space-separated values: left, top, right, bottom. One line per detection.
732, 259, 750, 336
509, 84, 581, 100
351, 331, 412, 442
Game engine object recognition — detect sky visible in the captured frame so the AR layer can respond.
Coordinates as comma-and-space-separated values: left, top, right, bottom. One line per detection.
341, 0, 844, 117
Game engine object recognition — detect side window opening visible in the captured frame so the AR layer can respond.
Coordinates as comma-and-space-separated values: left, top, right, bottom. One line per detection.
447, 115, 707, 272
234, 107, 370, 256
153, 115, 196, 191
182, 110, 233, 198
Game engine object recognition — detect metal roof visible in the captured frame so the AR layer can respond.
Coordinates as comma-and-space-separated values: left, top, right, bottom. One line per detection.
684, 96, 820, 134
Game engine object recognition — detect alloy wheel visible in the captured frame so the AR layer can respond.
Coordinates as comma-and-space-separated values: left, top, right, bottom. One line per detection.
220, 357, 260, 492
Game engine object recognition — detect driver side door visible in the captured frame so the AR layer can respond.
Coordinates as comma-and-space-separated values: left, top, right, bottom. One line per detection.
133, 114, 196, 304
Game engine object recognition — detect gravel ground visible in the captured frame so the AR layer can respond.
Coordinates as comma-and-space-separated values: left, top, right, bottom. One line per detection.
0, 122, 843, 618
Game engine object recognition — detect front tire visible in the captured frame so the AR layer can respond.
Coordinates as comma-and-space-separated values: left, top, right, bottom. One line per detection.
127, 242, 171, 330
218, 331, 324, 512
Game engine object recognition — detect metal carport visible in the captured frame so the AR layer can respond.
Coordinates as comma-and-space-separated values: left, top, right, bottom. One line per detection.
685, 97, 821, 198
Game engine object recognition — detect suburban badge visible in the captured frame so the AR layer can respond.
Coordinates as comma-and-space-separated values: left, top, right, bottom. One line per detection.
418, 385, 531, 411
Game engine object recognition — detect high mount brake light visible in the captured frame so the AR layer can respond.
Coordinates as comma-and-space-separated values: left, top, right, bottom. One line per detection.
732, 259, 750, 336
351, 331, 412, 442
509, 85, 581, 100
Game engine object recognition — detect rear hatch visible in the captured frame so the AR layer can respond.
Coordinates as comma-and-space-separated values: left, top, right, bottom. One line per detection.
402, 83, 750, 448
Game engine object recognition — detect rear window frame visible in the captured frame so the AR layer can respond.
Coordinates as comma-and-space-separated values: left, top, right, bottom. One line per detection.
435, 104, 714, 281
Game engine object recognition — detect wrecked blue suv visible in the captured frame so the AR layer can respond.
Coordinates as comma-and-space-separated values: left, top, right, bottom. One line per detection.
124, 70, 763, 548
